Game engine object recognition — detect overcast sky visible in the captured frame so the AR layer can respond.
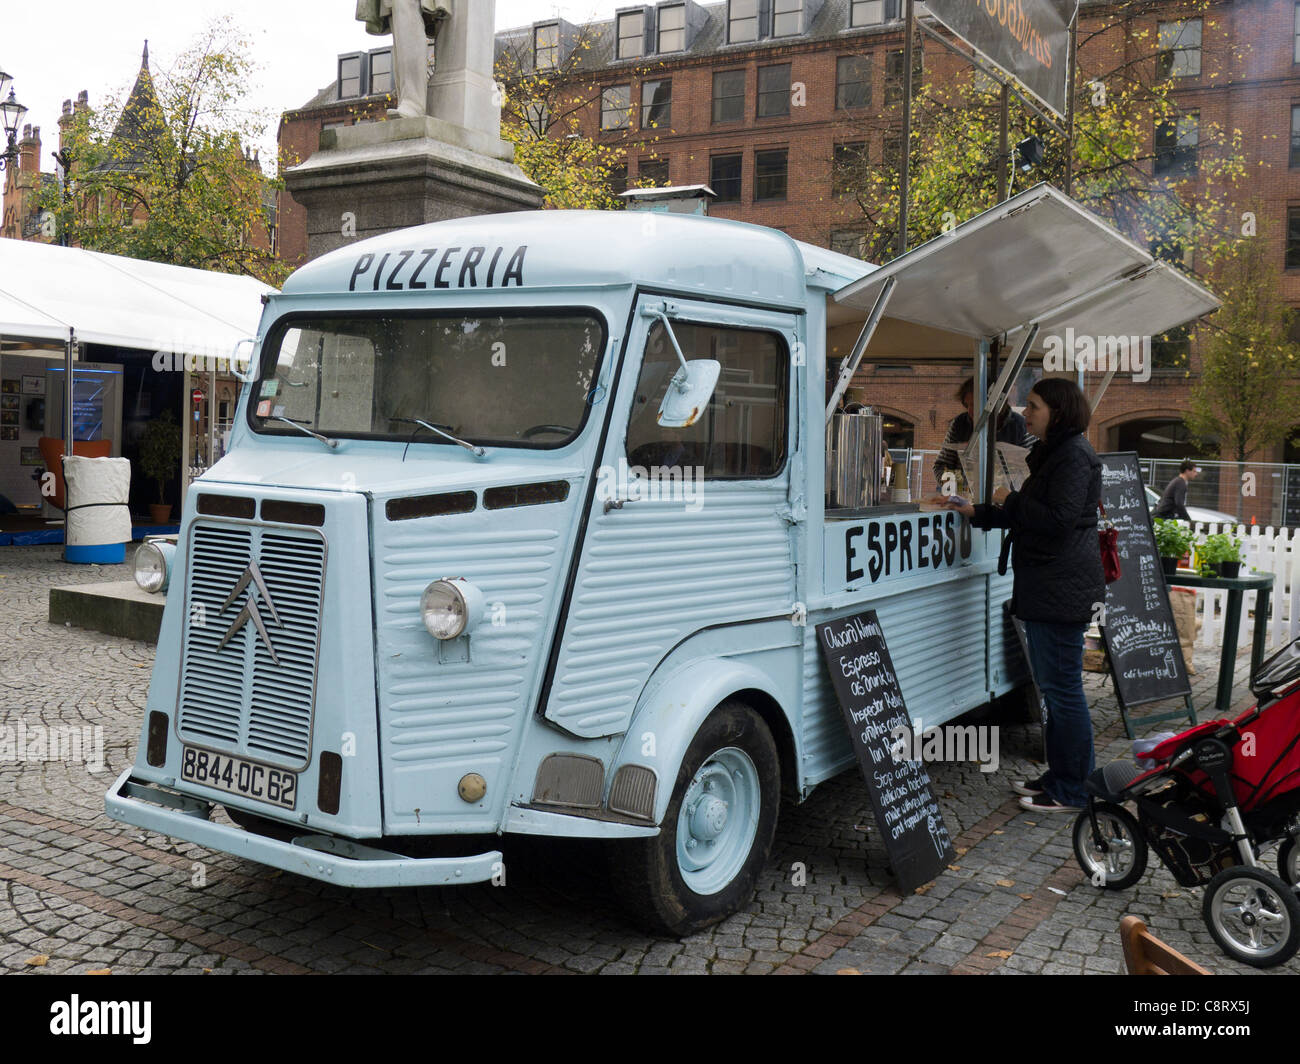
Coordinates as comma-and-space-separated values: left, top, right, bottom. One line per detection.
2, 1, 627, 170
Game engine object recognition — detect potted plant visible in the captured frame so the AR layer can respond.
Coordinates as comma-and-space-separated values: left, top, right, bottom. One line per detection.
139, 410, 182, 525
1198, 532, 1243, 578
1153, 518, 1196, 577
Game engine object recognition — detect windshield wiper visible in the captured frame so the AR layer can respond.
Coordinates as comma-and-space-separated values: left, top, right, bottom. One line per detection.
392, 417, 487, 459
270, 415, 339, 451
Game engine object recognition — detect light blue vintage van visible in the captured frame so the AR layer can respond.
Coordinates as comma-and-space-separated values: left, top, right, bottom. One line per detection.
107, 184, 1216, 933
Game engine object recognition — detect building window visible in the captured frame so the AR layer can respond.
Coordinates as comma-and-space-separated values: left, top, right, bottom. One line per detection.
1292, 106, 1300, 169
882, 129, 902, 169
833, 142, 867, 196
642, 79, 672, 128
755, 149, 788, 201
1157, 19, 1202, 79
711, 153, 743, 201
524, 101, 550, 136
617, 11, 646, 59
758, 65, 791, 118
884, 49, 921, 105
830, 230, 866, 258
369, 49, 393, 95
610, 163, 629, 196
729, 0, 759, 43
851, 0, 896, 26
535, 24, 559, 70
713, 70, 746, 124
639, 158, 670, 186
774, 0, 803, 37
338, 55, 363, 99
837, 55, 871, 109
1154, 113, 1198, 178
1288, 207, 1300, 269
601, 85, 632, 130
659, 4, 687, 52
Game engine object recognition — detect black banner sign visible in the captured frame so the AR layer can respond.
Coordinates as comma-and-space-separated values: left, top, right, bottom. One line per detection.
817, 610, 953, 891
925, 0, 1077, 118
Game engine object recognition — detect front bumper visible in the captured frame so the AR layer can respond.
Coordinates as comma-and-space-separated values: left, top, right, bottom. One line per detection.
106, 769, 503, 888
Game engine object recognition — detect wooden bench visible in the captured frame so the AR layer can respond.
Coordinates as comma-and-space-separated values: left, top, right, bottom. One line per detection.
1120, 915, 1210, 975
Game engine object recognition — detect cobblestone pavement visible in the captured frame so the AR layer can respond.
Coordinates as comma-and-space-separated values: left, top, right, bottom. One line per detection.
1, 544, 1296, 976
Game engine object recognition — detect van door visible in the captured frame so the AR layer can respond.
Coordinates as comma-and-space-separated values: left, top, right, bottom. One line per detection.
541, 295, 802, 738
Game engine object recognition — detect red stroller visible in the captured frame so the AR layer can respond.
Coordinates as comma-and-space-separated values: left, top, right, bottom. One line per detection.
1074, 636, 1300, 968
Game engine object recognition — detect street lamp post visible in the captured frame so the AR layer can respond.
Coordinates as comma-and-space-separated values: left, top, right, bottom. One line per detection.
0, 67, 29, 171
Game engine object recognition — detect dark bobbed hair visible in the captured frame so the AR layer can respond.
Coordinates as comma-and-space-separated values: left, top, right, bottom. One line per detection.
1030, 377, 1090, 434
1180, 459, 1199, 473
957, 376, 975, 402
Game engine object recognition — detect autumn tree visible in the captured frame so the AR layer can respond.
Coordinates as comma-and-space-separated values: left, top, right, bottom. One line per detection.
43, 18, 287, 285
833, 5, 1247, 279
495, 21, 668, 210
1185, 215, 1300, 484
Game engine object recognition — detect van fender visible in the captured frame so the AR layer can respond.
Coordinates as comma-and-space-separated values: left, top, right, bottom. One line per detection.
610, 656, 789, 825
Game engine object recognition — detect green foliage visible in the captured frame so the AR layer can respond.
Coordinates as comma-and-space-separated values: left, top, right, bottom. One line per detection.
1185, 214, 1300, 462
495, 23, 667, 210
39, 17, 287, 286
833, 4, 1248, 269
139, 410, 182, 504
1198, 531, 1242, 564
1152, 518, 1196, 559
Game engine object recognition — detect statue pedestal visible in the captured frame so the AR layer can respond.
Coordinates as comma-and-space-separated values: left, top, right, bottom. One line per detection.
285, 117, 544, 261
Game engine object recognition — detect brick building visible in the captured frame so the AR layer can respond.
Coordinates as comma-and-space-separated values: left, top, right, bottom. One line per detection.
276, 0, 1300, 514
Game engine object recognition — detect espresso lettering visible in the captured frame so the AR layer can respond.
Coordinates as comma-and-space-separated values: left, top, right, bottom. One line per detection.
846, 526, 864, 583
883, 522, 899, 578
917, 519, 929, 569
868, 522, 884, 582
943, 512, 956, 566
899, 521, 913, 573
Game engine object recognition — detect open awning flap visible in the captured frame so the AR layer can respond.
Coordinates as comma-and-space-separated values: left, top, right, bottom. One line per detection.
832, 184, 1219, 354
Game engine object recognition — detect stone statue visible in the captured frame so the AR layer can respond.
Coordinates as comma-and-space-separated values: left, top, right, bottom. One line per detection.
356, 0, 453, 119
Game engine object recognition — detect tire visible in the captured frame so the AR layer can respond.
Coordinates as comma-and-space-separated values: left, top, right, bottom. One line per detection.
1203, 866, 1300, 968
1072, 801, 1148, 891
612, 700, 780, 937
1279, 838, 1300, 888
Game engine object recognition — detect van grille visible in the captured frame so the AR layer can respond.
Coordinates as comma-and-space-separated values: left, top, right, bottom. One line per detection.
176, 522, 326, 770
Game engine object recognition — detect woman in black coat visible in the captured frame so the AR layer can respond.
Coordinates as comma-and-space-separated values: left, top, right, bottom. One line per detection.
941, 379, 1104, 811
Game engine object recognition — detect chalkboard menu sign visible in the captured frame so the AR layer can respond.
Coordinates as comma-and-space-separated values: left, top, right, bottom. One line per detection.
1099, 452, 1192, 709
817, 611, 954, 891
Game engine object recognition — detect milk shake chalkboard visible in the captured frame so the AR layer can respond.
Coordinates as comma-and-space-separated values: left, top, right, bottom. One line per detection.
817, 611, 954, 891
1098, 452, 1195, 733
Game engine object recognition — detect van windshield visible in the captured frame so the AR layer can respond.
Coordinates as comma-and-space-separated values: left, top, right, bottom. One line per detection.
249, 311, 605, 448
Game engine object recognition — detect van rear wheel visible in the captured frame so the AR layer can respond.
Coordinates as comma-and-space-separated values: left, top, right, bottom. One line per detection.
612, 701, 779, 937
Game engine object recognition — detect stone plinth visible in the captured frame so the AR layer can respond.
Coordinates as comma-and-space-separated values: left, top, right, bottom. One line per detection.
285, 116, 544, 261
49, 581, 165, 643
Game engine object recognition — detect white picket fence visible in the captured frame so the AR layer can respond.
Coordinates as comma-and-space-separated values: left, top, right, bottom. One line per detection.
1181, 523, 1300, 653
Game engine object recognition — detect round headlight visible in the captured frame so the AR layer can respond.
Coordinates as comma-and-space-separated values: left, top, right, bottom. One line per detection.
421, 579, 469, 640
133, 542, 170, 594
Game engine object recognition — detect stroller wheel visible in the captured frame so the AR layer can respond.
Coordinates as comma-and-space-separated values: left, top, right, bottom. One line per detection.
1203, 867, 1300, 968
1280, 839, 1299, 889
1073, 802, 1147, 891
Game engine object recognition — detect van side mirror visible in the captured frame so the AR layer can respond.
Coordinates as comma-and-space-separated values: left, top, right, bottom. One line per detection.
658, 360, 721, 428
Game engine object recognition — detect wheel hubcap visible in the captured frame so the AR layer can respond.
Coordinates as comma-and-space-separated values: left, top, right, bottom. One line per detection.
1213, 881, 1289, 957
675, 747, 760, 896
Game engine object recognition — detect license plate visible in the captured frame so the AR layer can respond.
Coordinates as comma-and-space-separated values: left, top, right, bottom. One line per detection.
181, 747, 297, 810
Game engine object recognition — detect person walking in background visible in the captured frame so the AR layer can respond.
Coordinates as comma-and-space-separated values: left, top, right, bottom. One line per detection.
932, 376, 1034, 491
935, 379, 1103, 812
1152, 460, 1201, 522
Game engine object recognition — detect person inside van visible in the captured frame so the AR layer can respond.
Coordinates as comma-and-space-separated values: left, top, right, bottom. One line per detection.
932, 376, 1034, 491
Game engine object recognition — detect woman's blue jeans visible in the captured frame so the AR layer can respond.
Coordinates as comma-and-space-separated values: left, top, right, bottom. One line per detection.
1021, 619, 1095, 807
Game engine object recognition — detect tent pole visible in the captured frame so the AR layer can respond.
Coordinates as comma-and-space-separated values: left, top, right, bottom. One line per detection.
64, 328, 75, 458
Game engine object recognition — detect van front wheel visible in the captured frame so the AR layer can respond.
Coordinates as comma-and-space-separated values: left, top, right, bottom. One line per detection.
613, 701, 780, 937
